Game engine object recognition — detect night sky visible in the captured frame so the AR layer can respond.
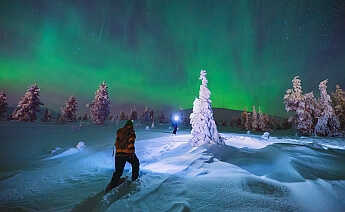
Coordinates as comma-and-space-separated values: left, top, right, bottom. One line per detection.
1, 0, 344, 116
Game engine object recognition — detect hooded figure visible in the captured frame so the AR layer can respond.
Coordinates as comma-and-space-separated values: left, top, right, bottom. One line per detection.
105, 120, 140, 192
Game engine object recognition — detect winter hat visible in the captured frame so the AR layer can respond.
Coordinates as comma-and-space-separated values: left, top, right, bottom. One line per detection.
125, 120, 133, 126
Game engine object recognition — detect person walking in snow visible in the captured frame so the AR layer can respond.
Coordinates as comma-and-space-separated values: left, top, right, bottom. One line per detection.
172, 115, 179, 134
105, 120, 140, 192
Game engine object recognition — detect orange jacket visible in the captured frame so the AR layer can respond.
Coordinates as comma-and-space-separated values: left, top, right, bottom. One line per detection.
115, 125, 136, 155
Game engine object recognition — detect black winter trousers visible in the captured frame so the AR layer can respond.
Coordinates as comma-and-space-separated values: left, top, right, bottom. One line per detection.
173, 126, 177, 134
110, 154, 140, 187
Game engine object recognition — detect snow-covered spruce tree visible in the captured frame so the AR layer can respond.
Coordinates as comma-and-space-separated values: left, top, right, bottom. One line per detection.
251, 106, 258, 130
303, 92, 320, 133
140, 106, 150, 121
284, 76, 317, 136
119, 111, 126, 120
315, 79, 340, 136
12, 83, 44, 122
257, 106, 267, 131
264, 114, 273, 130
273, 117, 282, 130
190, 70, 223, 146
282, 118, 292, 129
88, 81, 110, 124
41, 108, 51, 122
82, 112, 88, 120
241, 107, 250, 130
158, 109, 165, 123
179, 107, 188, 125
55, 113, 62, 123
129, 107, 138, 120
179, 107, 184, 119
61, 95, 78, 122
0, 90, 8, 120
149, 108, 154, 121
331, 85, 345, 130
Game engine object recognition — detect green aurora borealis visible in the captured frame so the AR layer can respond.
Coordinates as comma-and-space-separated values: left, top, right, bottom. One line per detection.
1, 0, 344, 116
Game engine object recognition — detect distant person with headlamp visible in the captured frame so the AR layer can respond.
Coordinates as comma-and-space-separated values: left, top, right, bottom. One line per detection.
172, 115, 179, 134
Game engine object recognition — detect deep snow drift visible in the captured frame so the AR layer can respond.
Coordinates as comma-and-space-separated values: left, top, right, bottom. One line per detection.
0, 121, 345, 212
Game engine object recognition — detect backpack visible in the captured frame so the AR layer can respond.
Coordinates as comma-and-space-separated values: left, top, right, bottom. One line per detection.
115, 127, 131, 149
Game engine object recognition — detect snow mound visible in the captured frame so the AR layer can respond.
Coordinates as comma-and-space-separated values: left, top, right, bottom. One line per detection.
286, 138, 345, 150
261, 132, 270, 140
45, 141, 86, 160
223, 134, 273, 149
75, 141, 85, 149
50, 147, 61, 153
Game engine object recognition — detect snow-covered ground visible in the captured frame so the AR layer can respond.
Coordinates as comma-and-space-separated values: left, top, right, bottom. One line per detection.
0, 121, 345, 211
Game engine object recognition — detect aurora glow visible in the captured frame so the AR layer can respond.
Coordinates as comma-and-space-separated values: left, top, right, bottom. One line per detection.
1, 0, 344, 116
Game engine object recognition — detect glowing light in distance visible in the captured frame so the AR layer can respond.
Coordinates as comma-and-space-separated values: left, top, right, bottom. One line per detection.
174, 115, 179, 121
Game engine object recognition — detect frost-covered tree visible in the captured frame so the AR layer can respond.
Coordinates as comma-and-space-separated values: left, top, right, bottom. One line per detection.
257, 106, 267, 131
140, 106, 150, 121
0, 90, 8, 120
61, 95, 78, 122
241, 107, 249, 130
236, 117, 241, 127
315, 79, 340, 136
12, 83, 44, 122
119, 111, 126, 120
230, 116, 236, 128
149, 108, 154, 121
82, 112, 88, 120
190, 70, 223, 146
55, 113, 62, 123
264, 114, 273, 130
88, 81, 110, 124
282, 118, 292, 130
331, 85, 345, 130
284, 76, 318, 136
272, 117, 282, 130
129, 107, 138, 120
251, 106, 258, 130
41, 108, 51, 122
158, 109, 166, 123
300, 92, 319, 135
178, 107, 188, 125
284, 76, 303, 112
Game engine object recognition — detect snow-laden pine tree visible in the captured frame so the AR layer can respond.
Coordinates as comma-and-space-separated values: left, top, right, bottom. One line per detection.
12, 83, 44, 122
241, 107, 249, 130
55, 113, 62, 123
284, 76, 303, 112
83, 112, 88, 120
190, 70, 223, 146
61, 95, 78, 122
264, 114, 273, 130
119, 111, 126, 120
179, 107, 187, 125
88, 81, 110, 124
284, 76, 317, 136
129, 107, 138, 120
149, 108, 154, 121
41, 108, 51, 122
257, 106, 267, 131
141, 106, 150, 121
331, 85, 345, 130
0, 90, 8, 120
315, 79, 340, 136
251, 106, 258, 130
158, 109, 165, 123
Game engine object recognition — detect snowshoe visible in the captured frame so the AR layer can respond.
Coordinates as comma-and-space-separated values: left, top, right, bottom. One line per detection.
104, 177, 127, 193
